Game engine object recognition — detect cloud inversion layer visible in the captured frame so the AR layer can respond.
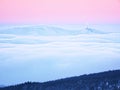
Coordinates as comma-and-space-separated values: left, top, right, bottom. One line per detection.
0, 24, 120, 85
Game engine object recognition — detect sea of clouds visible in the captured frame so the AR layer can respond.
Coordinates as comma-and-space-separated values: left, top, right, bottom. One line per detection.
0, 24, 120, 85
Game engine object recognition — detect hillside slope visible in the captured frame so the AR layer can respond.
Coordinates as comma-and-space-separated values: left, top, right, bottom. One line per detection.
0, 70, 120, 90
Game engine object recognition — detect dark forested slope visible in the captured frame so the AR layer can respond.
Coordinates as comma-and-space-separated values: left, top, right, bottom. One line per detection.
0, 70, 120, 90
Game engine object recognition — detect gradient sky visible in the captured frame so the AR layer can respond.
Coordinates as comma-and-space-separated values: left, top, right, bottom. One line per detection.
0, 0, 120, 24
0, 0, 120, 85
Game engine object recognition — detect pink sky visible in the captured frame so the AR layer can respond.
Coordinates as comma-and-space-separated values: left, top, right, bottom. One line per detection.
0, 0, 120, 24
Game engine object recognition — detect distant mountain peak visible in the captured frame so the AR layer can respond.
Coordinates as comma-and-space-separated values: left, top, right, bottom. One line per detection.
84, 27, 105, 34
0, 25, 106, 36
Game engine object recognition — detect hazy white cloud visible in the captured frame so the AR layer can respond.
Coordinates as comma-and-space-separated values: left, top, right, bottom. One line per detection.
0, 24, 120, 85
0, 25, 120, 65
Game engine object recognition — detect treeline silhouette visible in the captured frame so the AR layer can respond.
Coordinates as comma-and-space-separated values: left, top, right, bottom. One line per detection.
0, 70, 120, 90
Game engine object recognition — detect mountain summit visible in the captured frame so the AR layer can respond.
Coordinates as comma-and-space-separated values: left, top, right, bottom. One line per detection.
0, 70, 120, 90
0, 25, 105, 36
